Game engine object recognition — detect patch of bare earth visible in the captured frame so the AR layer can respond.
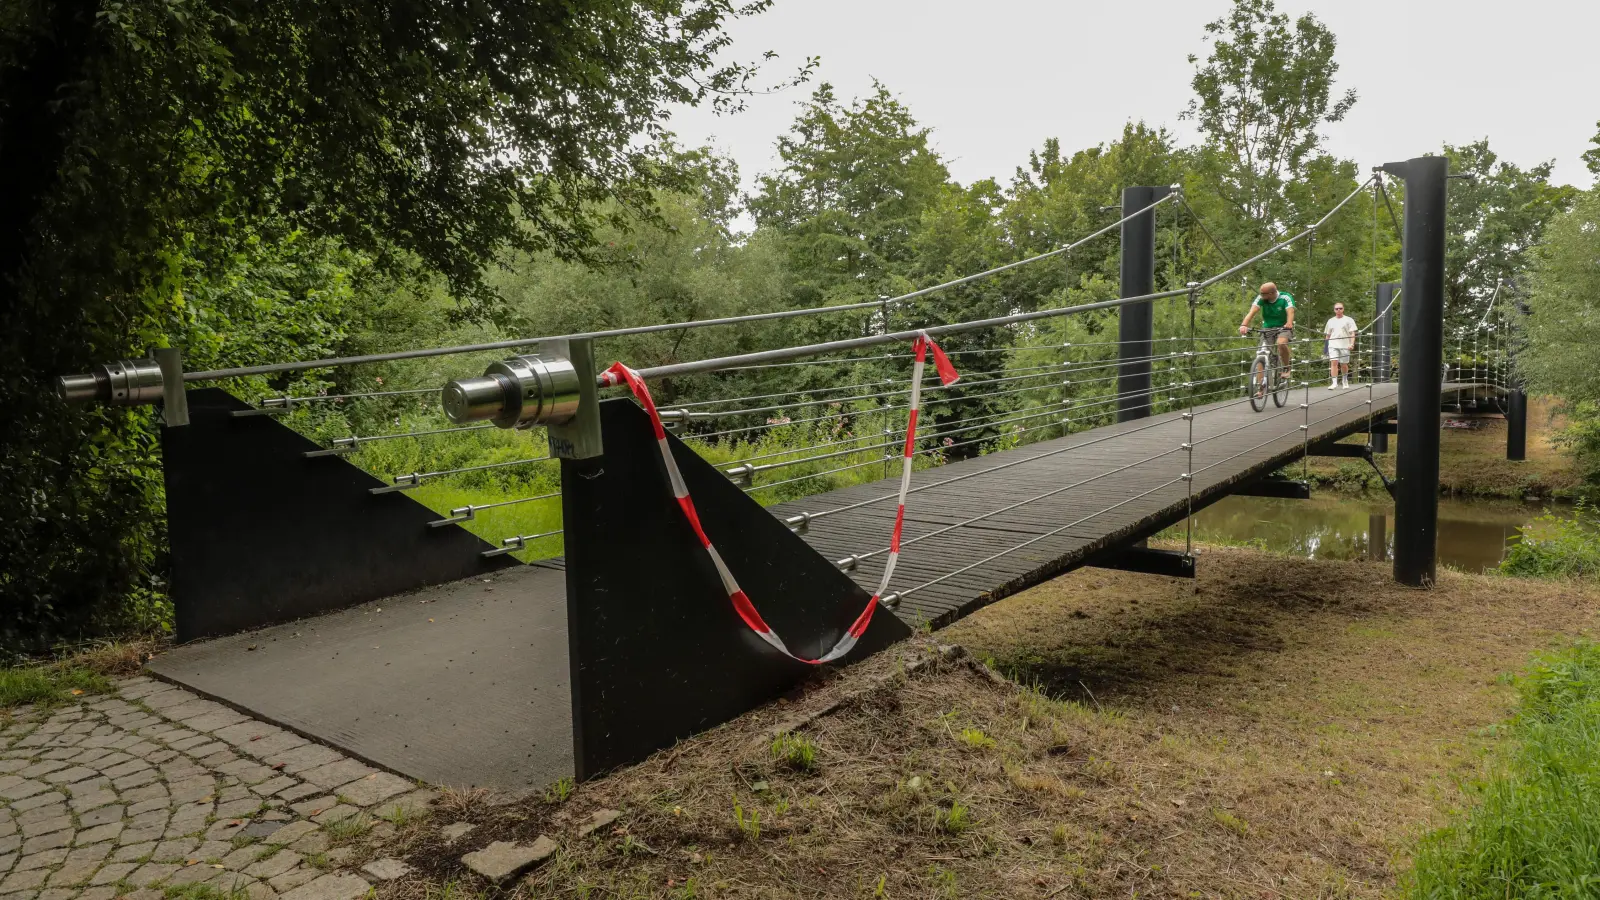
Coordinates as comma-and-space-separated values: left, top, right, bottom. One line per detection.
377, 548, 1599, 900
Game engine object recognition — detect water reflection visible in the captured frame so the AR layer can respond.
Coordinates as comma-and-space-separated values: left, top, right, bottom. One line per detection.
1175, 495, 1558, 574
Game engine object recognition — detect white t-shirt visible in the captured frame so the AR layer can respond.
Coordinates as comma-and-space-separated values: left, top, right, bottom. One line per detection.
1324, 315, 1358, 351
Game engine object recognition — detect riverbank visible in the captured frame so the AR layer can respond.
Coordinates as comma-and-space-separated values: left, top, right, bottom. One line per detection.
1290, 395, 1583, 499
349, 547, 1598, 899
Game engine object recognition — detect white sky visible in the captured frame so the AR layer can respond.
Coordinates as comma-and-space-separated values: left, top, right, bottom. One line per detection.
668, 0, 1600, 200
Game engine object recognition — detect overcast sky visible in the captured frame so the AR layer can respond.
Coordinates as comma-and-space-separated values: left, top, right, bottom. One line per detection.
668, 0, 1600, 203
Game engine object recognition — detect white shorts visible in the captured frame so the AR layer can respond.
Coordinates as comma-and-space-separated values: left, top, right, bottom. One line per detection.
1329, 347, 1350, 364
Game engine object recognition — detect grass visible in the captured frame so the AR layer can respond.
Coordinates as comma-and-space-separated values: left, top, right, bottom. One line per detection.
543, 776, 574, 804
1401, 642, 1600, 897
0, 664, 112, 710
379, 549, 1600, 899
768, 732, 818, 773
1499, 503, 1600, 578
162, 884, 249, 900
1297, 396, 1583, 499
322, 813, 373, 842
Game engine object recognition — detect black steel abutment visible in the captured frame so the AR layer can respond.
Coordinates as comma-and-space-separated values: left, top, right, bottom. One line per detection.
1116, 186, 1173, 423
1370, 281, 1398, 454
1381, 158, 1448, 587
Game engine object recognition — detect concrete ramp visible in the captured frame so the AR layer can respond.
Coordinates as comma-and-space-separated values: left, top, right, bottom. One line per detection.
147, 564, 572, 796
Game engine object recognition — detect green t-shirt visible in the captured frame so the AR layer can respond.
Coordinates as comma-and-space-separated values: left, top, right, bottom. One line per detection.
1253, 290, 1296, 328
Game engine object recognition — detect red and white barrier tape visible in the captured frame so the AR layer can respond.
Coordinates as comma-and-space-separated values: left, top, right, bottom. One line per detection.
601, 332, 960, 664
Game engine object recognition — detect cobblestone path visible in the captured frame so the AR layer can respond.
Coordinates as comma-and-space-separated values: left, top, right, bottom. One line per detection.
1, 677, 437, 900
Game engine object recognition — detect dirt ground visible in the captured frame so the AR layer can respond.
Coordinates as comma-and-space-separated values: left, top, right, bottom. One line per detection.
376, 549, 1599, 900
1299, 395, 1583, 499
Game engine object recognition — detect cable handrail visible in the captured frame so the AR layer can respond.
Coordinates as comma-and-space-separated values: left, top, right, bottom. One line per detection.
184, 194, 1178, 383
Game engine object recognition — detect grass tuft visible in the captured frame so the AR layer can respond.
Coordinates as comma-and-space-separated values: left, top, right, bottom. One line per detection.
544, 776, 574, 804
1401, 641, 1600, 896
769, 732, 818, 773
934, 800, 971, 835
956, 727, 995, 750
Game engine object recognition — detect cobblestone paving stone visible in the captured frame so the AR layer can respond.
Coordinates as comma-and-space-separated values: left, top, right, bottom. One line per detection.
0, 678, 439, 900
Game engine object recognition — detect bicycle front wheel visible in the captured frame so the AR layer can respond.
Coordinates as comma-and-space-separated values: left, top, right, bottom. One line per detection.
1249, 358, 1268, 412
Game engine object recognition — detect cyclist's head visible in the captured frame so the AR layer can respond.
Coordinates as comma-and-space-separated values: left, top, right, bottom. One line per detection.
1259, 282, 1278, 300
1334, 303, 1345, 316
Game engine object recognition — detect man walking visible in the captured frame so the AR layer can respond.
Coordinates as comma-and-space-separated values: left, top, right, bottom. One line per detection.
1323, 302, 1358, 389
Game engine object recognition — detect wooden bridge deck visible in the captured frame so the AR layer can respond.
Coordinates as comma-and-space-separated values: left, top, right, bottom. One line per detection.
770, 382, 1458, 628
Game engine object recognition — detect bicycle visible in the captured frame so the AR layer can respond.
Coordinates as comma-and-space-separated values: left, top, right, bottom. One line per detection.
1247, 327, 1292, 412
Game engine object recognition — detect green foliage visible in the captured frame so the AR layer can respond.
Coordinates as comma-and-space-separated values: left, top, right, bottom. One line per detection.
1401, 642, 1600, 897
934, 800, 971, 835
1185, 0, 1357, 223
0, 664, 113, 710
0, 0, 785, 651
957, 727, 995, 750
751, 82, 951, 311
731, 795, 761, 842
545, 776, 575, 804
1517, 188, 1600, 489
1499, 504, 1600, 578
1210, 808, 1251, 836
3, 0, 1577, 656
769, 732, 818, 773
1442, 140, 1575, 331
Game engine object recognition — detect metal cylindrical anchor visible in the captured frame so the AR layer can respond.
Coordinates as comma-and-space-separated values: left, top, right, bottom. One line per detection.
56, 358, 165, 406
441, 352, 581, 429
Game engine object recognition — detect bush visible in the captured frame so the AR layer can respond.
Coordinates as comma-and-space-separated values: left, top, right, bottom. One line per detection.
1499, 503, 1600, 578
1400, 642, 1600, 897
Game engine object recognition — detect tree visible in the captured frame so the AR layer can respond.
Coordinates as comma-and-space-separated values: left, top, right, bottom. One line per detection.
750, 82, 952, 315
1442, 141, 1575, 331
1516, 189, 1600, 490
1184, 0, 1357, 229
1583, 121, 1600, 178
0, 0, 781, 649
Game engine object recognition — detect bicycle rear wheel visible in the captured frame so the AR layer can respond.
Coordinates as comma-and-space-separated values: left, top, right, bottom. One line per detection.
1249, 358, 1268, 412
1271, 361, 1290, 408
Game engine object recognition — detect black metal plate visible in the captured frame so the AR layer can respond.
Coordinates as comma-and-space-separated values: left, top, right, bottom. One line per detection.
163, 389, 518, 641
563, 400, 912, 779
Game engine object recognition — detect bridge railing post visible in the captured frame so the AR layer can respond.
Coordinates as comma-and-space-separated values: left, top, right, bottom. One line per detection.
1380, 157, 1448, 587
1116, 185, 1173, 423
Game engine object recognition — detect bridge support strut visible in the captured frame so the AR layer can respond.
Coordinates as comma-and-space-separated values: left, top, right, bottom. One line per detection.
1507, 387, 1527, 461
1381, 157, 1448, 587
1116, 185, 1173, 423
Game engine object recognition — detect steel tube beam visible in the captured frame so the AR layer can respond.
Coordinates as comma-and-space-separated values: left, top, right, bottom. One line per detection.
1117, 186, 1171, 422
1383, 157, 1448, 587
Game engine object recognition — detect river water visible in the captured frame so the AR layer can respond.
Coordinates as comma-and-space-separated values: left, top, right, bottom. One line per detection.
1176, 494, 1564, 574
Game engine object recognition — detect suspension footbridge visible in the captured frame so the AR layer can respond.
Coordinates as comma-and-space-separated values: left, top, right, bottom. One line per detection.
61, 154, 1517, 792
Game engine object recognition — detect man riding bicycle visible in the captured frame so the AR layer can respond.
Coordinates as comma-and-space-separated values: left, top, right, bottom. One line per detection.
1238, 282, 1295, 395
